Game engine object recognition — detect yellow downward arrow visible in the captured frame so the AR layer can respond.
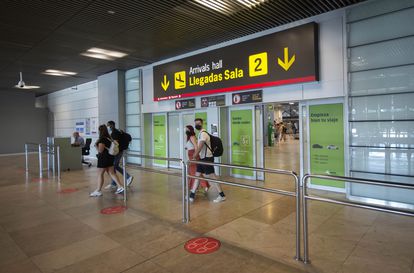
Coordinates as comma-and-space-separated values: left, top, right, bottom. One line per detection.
278, 47, 295, 71
161, 75, 169, 91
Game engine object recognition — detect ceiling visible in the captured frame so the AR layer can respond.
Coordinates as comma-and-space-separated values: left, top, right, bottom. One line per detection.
0, 0, 365, 96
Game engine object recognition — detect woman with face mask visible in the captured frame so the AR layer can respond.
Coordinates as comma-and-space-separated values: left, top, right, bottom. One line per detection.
89, 125, 124, 197
185, 125, 209, 194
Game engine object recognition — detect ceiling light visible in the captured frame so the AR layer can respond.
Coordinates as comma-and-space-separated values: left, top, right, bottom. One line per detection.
236, 0, 266, 8
43, 69, 77, 77
81, 52, 114, 60
194, 0, 233, 14
83, 47, 128, 59
289, 102, 295, 105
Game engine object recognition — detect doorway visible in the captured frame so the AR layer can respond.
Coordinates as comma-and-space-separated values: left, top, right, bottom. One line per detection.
167, 110, 211, 168
263, 102, 300, 189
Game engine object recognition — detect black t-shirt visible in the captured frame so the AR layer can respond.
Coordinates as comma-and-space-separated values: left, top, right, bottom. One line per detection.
96, 137, 114, 168
96, 137, 111, 152
110, 128, 122, 142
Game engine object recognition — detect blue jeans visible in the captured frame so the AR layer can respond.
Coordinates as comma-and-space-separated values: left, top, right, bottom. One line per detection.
111, 150, 130, 186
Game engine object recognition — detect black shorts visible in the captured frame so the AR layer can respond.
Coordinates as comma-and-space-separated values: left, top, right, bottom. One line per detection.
196, 157, 215, 175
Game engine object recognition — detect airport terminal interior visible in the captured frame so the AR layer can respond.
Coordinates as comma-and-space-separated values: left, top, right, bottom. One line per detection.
1, 0, 414, 272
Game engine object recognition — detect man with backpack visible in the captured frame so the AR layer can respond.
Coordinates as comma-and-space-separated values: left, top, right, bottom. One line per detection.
105, 121, 134, 191
190, 118, 226, 203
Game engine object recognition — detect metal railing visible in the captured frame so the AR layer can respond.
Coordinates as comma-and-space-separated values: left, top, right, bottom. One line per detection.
302, 174, 414, 264
186, 159, 301, 261
25, 143, 61, 179
122, 152, 187, 221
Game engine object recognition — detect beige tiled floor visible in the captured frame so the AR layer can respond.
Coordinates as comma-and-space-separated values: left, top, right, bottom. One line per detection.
1, 141, 414, 272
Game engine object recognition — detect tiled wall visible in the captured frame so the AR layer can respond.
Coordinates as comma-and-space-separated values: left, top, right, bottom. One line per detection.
36, 81, 99, 157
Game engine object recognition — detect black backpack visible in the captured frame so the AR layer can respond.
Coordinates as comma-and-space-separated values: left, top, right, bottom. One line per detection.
205, 132, 223, 157
119, 130, 132, 150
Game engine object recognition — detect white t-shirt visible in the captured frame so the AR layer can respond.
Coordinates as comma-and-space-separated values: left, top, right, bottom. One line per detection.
198, 130, 213, 159
185, 139, 195, 151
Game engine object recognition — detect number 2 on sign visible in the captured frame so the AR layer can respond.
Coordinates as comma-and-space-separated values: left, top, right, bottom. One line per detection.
249, 52, 268, 77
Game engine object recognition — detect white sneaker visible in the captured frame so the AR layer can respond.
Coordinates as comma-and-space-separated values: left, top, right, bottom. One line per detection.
104, 184, 116, 190
115, 187, 124, 194
213, 195, 226, 203
89, 190, 103, 197
127, 176, 134, 186
189, 192, 195, 203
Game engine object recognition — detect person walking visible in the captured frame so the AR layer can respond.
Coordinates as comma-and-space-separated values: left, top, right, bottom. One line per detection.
278, 122, 286, 142
89, 125, 124, 197
185, 125, 209, 194
190, 118, 226, 203
105, 121, 133, 191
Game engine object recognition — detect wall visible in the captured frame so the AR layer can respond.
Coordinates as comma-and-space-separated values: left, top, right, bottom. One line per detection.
97, 70, 126, 128
36, 81, 99, 156
0, 90, 48, 154
140, 9, 346, 114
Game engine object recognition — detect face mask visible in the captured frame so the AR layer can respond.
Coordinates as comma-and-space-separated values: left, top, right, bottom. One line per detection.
195, 125, 202, 130
107, 127, 112, 133
185, 131, 191, 136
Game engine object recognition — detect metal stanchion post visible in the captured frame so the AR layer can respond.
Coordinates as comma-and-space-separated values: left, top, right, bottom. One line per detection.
181, 160, 187, 223
294, 174, 301, 261
25, 144, 29, 173
57, 146, 61, 180
38, 144, 43, 178
47, 145, 50, 175
122, 154, 127, 206
186, 161, 190, 222
302, 176, 310, 264
52, 146, 56, 177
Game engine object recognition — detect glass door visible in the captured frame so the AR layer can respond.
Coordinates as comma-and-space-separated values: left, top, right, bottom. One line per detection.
168, 113, 181, 168
182, 112, 195, 162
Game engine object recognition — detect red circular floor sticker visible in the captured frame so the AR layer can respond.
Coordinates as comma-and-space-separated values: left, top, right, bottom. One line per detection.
184, 237, 221, 254
58, 188, 79, 194
100, 206, 127, 215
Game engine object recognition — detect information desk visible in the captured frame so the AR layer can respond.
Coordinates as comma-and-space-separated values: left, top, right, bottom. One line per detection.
47, 137, 82, 171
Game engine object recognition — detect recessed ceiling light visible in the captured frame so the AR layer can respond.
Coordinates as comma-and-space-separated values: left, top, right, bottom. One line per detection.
236, 0, 266, 8
81, 47, 128, 60
107, 10, 115, 14
81, 52, 114, 60
43, 69, 77, 76
194, 0, 233, 14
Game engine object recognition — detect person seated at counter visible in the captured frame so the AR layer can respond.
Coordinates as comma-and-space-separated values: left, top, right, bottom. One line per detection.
71, 131, 85, 147
71, 131, 92, 167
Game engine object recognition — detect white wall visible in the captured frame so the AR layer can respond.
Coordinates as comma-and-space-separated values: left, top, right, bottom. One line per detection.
36, 81, 99, 156
140, 9, 346, 114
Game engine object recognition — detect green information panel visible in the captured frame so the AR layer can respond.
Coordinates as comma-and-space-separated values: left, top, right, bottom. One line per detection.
309, 103, 344, 188
153, 114, 167, 166
195, 112, 207, 135
231, 109, 254, 177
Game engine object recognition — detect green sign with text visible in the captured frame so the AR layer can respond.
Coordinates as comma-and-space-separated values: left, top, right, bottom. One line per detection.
309, 103, 345, 188
231, 109, 254, 177
153, 114, 167, 166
